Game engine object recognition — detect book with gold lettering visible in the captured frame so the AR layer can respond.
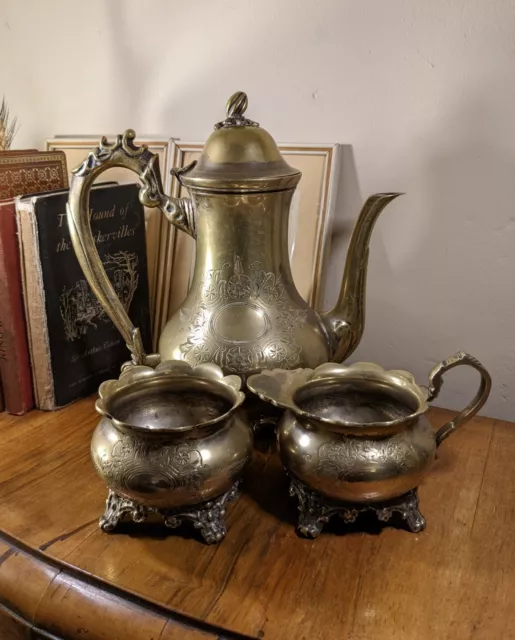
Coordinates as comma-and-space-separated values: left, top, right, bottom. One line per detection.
15, 183, 152, 410
0, 151, 68, 200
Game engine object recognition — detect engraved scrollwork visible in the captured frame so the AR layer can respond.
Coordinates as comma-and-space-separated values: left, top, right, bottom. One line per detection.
93, 434, 210, 496
179, 255, 307, 374
315, 433, 412, 482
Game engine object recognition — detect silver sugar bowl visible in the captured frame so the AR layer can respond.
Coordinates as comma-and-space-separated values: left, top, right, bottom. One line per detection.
92, 360, 253, 543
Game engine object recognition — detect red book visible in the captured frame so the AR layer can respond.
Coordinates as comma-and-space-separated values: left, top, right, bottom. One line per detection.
0, 199, 34, 414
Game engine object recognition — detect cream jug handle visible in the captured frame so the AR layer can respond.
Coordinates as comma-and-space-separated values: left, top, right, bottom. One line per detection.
426, 351, 492, 447
66, 130, 196, 365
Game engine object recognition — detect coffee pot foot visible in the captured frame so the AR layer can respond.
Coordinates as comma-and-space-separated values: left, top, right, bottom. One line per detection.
98, 483, 241, 544
289, 477, 426, 537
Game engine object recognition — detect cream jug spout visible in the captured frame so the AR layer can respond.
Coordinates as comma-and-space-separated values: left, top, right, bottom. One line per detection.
321, 192, 403, 362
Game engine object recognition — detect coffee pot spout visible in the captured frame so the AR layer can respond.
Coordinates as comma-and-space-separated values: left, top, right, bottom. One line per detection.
321, 192, 403, 362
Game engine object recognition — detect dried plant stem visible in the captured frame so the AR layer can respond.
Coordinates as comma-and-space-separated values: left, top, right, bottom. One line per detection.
0, 98, 18, 150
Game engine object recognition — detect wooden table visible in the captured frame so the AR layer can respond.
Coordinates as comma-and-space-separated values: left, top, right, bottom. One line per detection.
0, 399, 513, 640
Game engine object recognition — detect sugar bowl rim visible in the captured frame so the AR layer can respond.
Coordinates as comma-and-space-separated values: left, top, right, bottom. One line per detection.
95, 360, 245, 436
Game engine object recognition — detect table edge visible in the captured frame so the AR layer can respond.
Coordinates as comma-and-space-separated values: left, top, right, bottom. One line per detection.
0, 528, 254, 640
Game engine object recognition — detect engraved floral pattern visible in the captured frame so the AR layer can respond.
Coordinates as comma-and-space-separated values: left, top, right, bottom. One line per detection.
94, 435, 210, 494
179, 256, 307, 374
226, 346, 253, 370
315, 434, 413, 481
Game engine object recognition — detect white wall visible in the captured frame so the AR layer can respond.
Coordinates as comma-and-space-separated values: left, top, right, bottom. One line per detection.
1, 0, 514, 419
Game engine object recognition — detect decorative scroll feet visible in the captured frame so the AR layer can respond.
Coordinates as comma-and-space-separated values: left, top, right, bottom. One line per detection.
289, 477, 340, 538
289, 477, 426, 538
99, 482, 240, 544
99, 491, 147, 531
374, 489, 426, 533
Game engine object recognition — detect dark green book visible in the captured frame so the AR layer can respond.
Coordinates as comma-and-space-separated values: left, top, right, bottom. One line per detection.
16, 183, 152, 410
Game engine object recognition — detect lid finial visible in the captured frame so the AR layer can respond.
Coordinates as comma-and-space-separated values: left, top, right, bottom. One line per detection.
226, 91, 248, 117
215, 91, 259, 130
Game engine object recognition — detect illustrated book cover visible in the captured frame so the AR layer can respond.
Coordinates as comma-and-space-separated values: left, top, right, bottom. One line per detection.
16, 183, 152, 410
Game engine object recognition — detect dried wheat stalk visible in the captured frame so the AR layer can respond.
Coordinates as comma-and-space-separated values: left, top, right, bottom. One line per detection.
0, 98, 18, 150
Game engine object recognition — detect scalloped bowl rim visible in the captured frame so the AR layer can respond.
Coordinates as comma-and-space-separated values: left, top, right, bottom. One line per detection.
247, 362, 430, 432
95, 361, 245, 435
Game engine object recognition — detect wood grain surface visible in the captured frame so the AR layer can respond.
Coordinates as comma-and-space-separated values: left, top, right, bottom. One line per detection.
0, 398, 512, 639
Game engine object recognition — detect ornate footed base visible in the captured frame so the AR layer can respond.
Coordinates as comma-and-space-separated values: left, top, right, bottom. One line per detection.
289, 477, 426, 538
99, 483, 241, 544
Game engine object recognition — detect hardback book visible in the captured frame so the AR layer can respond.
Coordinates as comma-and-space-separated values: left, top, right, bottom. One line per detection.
0, 150, 69, 415
0, 149, 38, 155
0, 151, 68, 200
0, 199, 35, 414
16, 183, 152, 410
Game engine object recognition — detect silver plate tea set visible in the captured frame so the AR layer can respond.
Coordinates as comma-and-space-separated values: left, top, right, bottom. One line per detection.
67, 92, 492, 543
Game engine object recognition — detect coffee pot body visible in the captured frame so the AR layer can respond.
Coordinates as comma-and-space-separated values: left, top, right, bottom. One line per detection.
67, 92, 400, 377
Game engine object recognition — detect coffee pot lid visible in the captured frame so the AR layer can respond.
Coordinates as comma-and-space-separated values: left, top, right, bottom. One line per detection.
179, 91, 301, 192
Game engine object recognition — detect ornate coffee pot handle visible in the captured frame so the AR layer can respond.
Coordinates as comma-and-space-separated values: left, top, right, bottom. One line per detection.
67, 130, 196, 365
426, 351, 492, 447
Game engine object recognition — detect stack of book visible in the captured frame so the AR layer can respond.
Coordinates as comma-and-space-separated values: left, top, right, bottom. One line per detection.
0, 150, 152, 414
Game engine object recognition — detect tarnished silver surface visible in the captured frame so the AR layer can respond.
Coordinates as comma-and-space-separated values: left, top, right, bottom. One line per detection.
91, 360, 253, 542
67, 91, 401, 376
247, 352, 491, 505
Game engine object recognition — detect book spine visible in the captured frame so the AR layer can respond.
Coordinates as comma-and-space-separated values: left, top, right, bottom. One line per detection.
0, 201, 34, 414
15, 199, 55, 411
